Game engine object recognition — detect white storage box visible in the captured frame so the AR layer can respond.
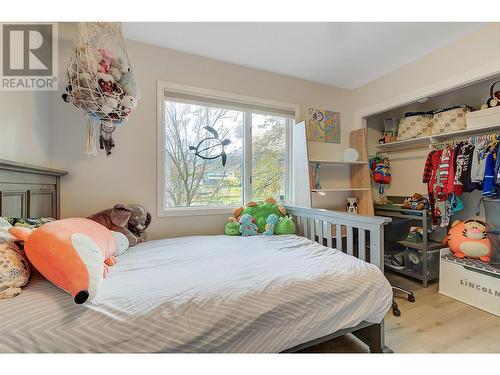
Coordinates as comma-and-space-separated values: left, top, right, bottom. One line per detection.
465, 106, 500, 129
439, 248, 500, 316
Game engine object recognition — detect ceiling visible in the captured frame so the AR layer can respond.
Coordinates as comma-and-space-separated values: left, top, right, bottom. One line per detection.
123, 22, 484, 89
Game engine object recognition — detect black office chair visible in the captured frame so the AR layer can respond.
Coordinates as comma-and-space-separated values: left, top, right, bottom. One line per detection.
384, 219, 416, 317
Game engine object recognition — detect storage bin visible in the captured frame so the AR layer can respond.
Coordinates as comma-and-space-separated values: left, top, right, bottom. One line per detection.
404, 247, 440, 276
431, 106, 470, 135
466, 106, 500, 129
439, 248, 500, 316
396, 113, 433, 141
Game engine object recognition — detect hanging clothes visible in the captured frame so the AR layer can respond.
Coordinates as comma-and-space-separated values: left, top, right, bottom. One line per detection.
421, 133, 499, 229
494, 143, 500, 188
423, 149, 441, 228
470, 141, 488, 184
483, 143, 498, 197
453, 143, 474, 195
434, 147, 453, 228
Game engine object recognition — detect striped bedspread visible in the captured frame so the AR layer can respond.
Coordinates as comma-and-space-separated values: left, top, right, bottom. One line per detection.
0, 235, 392, 353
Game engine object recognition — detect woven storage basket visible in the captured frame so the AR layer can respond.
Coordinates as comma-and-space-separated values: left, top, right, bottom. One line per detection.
396, 113, 433, 141
432, 106, 470, 135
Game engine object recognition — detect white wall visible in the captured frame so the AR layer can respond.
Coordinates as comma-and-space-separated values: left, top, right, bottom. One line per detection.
49, 24, 353, 239
0, 91, 52, 166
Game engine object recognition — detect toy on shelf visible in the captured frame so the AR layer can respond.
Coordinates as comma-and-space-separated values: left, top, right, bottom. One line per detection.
444, 219, 492, 262
312, 162, 321, 190
346, 197, 358, 214
403, 193, 429, 210
369, 154, 391, 204
485, 80, 500, 108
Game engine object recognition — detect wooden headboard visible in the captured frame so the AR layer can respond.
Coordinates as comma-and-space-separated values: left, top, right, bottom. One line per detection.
0, 159, 67, 219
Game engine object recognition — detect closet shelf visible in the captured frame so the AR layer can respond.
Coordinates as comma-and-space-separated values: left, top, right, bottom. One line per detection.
309, 159, 368, 165
375, 137, 432, 152
375, 123, 500, 152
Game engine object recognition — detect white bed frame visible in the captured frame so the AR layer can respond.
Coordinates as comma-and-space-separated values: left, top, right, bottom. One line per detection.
283, 205, 392, 353
0, 160, 393, 353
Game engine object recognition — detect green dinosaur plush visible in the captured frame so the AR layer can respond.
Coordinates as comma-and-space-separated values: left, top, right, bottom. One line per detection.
225, 221, 240, 236
234, 198, 286, 233
274, 216, 296, 235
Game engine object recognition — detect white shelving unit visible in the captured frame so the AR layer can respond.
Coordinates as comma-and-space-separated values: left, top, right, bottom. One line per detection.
375, 123, 500, 152
291, 123, 374, 215
309, 159, 368, 165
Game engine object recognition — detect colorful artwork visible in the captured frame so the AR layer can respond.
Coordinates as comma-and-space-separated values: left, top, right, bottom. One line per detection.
306, 108, 341, 143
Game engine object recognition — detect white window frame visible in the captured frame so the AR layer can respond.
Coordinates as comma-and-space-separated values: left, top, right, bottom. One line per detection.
156, 80, 300, 218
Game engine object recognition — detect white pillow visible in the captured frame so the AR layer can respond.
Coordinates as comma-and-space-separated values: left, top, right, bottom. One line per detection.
111, 231, 130, 256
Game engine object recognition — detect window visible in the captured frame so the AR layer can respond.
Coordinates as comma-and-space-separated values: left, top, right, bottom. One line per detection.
157, 82, 297, 216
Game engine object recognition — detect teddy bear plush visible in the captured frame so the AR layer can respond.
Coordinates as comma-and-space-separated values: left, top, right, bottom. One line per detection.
87, 204, 151, 247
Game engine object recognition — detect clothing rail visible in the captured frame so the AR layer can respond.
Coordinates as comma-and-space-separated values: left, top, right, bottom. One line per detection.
430, 131, 499, 149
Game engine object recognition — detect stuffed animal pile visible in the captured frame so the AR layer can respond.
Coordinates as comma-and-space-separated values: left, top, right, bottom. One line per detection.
62, 46, 138, 124
62, 23, 139, 156
224, 198, 296, 236
403, 193, 429, 210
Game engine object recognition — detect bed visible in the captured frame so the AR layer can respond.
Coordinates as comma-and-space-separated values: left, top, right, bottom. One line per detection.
0, 159, 393, 353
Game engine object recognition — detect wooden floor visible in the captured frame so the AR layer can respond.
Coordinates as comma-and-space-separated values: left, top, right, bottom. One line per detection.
300, 271, 500, 353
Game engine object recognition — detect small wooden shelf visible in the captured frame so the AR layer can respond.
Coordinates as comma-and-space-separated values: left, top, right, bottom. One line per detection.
312, 188, 371, 192
292, 124, 374, 215
375, 123, 500, 152
309, 159, 368, 165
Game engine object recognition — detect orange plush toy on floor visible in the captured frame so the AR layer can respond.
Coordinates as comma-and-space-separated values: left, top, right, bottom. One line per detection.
9, 218, 117, 304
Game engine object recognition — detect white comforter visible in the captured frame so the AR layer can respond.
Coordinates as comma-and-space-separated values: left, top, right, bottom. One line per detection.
0, 235, 392, 353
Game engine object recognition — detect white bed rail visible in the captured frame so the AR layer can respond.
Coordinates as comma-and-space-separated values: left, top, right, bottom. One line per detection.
285, 206, 391, 269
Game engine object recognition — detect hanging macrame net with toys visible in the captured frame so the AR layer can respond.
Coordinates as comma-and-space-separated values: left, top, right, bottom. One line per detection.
62, 22, 139, 156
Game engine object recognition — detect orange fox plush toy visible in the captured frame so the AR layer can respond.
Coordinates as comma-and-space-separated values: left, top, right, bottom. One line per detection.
9, 218, 116, 304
